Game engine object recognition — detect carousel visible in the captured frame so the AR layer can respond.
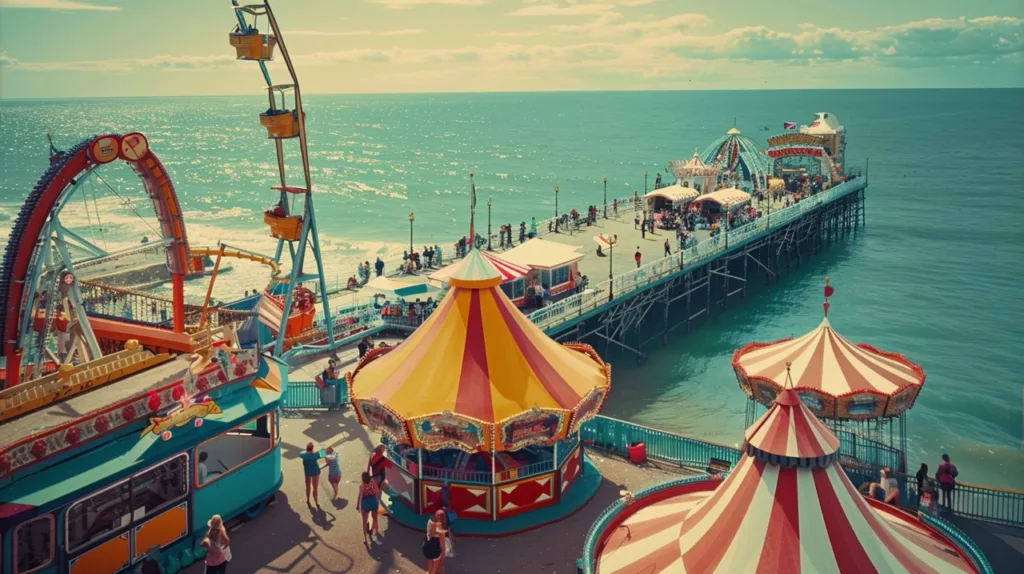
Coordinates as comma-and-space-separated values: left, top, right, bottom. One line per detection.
700, 127, 772, 193
585, 385, 989, 573
731, 278, 926, 470
346, 248, 611, 534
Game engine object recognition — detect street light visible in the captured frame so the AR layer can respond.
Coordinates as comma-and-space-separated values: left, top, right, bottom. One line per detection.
408, 212, 415, 253
607, 234, 617, 302
723, 203, 729, 248
554, 185, 559, 233
644, 170, 648, 194
603, 177, 607, 219
487, 198, 493, 251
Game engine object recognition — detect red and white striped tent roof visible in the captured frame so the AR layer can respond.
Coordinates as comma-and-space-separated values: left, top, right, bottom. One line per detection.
428, 250, 530, 285
595, 388, 976, 573
732, 317, 926, 417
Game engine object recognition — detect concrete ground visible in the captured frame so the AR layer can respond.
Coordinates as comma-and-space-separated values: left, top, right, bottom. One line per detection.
183, 408, 691, 574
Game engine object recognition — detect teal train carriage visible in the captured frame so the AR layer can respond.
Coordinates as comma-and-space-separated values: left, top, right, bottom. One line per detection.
0, 349, 288, 574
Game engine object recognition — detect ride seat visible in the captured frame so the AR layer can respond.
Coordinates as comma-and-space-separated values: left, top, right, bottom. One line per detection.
229, 31, 277, 61
263, 212, 303, 241
258, 109, 303, 139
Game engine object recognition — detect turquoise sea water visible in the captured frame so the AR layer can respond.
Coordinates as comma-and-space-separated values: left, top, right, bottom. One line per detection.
1, 89, 1022, 488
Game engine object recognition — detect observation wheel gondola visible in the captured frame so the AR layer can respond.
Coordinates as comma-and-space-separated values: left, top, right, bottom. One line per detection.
0, 133, 199, 387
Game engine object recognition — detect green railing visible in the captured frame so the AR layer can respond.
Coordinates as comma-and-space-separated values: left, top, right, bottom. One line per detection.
578, 475, 714, 574
919, 511, 996, 573
580, 415, 1023, 529
280, 379, 346, 410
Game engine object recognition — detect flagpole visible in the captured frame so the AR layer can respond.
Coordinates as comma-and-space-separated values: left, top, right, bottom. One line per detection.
469, 173, 477, 251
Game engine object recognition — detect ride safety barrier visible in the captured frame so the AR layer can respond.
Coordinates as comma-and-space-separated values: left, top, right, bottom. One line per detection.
527, 178, 868, 333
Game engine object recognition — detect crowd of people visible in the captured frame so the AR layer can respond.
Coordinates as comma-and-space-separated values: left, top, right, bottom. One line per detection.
855, 452, 962, 517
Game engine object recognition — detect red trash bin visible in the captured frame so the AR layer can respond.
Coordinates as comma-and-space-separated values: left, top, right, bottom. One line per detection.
627, 442, 646, 464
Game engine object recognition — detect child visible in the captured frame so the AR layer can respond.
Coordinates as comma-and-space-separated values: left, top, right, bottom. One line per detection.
325, 446, 342, 499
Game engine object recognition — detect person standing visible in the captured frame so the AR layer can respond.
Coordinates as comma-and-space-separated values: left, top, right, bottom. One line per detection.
368, 444, 390, 493
358, 472, 382, 542
423, 509, 448, 574
325, 447, 342, 500
375, 257, 385, 277
663, 239, 671, 257
300, 442, 325, 507
201, 515, 232, 574
634, 248, 642, 268
935, 453, 959, 510
357, 338, 369, 360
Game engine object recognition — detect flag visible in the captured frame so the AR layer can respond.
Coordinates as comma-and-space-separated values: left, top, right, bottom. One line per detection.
783, 121, 797, 130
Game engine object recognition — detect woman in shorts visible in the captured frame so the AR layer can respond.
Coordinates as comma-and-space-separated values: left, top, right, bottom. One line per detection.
358, 472, 382, 542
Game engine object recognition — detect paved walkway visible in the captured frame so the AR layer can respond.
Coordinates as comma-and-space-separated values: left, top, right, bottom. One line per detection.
183, 409, 691, 574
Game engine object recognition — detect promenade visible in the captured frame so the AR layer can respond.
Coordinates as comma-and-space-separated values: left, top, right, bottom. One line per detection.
182, 409, 692, 574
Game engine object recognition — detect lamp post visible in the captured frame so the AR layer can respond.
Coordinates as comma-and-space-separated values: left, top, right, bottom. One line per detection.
408, 212, 414, 253
608, 234, 617, 302
554, 185, 559, 233
644, 170, 648, 194
603, 177, 607, 219
723, 203, 729, 248
487, 198, 492, 251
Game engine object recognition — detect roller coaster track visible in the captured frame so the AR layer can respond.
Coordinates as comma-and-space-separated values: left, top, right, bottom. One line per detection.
0, 135, 198, 386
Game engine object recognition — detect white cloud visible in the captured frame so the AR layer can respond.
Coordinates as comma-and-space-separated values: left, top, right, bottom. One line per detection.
367, 0, 489, 9
509, 3, 614, 17
291, 29, 423, 37
0, 0, 119, 10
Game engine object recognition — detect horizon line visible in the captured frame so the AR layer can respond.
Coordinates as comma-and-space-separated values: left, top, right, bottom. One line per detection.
1, 85, 1021, 102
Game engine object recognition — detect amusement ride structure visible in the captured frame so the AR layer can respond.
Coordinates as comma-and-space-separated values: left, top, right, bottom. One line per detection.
700, 126, 772, 193
229, 0, 339, 357
346, 248, 611, 531
732, 279, 926, 467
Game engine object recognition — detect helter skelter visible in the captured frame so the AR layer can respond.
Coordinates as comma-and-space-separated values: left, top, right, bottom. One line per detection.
731, 278, 926, 471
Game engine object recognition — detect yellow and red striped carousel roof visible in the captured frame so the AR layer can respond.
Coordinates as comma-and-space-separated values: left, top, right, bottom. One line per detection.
348, 249, 609, 424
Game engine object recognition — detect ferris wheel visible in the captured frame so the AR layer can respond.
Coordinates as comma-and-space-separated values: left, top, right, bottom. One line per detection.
0, 133, 199, 386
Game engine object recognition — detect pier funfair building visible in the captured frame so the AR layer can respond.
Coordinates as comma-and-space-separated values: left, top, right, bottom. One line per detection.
346, 249, 611, 535
501, 238, 586, 305
731, 279, 926, 471
700, 127, 772, 193
643, 150, 711, 213
581, 386, 992, 574
767, 112, 849, 186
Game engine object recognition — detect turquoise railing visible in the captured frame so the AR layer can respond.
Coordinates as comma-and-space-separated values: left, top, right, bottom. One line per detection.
528, 178, 867, 333
919, 512, 995, 574
581, 415, 742, 470
280, 379, 346, 409
578, 475, 715, 574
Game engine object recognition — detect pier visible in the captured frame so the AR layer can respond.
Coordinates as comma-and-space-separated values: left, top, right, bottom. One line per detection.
303, 174, 867, 364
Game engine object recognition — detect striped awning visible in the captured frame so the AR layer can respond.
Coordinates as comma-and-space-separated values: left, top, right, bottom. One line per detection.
428, 250, 530, 284
595, 388, 975, 574
732, 317, 926, 418
348, 249, 610, 452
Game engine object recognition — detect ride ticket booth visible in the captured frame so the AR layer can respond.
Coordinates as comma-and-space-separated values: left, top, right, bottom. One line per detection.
500, 239, 585, 304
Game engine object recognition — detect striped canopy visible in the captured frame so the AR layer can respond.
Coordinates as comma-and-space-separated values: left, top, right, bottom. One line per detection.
428, 250, 530, 285
732, 317, 926, 419
347, 249, 610, 452
595, 388, 975, 574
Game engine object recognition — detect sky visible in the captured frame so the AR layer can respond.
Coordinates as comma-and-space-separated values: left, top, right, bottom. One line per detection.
0, 0, 1022, 98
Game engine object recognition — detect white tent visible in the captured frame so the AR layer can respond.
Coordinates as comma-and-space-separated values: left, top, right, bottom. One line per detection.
693, 187, 751, 209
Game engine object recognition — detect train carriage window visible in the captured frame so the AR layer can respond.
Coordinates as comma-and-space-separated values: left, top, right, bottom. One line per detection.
131, 454, 189, 518
14, 514, 54, 574
197, 412, 274, 486
66, 480, 131, 553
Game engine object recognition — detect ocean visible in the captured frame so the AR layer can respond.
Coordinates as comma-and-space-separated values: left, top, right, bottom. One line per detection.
1, 89, 1022, 489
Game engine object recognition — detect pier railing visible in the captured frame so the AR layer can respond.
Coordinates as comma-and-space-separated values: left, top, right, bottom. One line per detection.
527, 178, 867, 332
581, 415, 1024, 529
